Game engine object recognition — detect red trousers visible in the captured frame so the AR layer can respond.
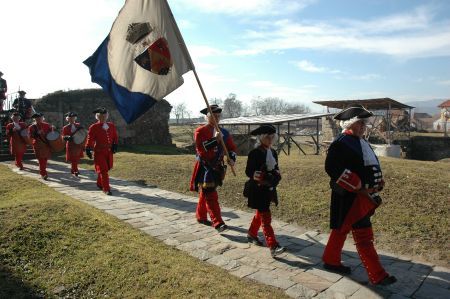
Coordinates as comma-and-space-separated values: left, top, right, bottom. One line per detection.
248, 210, 278, 248
70, 160, 79, 174
196, 189, 223, 228
97, 172, 110, 192
14, 152, 24, 169
38, 158, 48, 176
322, 227, 388, 284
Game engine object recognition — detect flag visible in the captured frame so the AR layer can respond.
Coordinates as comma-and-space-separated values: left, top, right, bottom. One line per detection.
84, 0, 194, 124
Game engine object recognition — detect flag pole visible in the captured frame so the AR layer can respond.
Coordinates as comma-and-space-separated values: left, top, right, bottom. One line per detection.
192, 69, 236, 176
164, 0, 236, 176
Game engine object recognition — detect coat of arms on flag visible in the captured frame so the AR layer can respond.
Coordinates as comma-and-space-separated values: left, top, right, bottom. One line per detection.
84, 0, 193, 124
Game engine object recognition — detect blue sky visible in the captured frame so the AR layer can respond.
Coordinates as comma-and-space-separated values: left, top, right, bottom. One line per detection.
1, 0, 449, 116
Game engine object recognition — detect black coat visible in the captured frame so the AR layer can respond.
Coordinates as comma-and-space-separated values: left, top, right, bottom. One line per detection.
325, 134, 382, 229
244, 146, 281, 212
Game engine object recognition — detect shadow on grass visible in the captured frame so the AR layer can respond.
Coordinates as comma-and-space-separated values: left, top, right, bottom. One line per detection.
17, 160, 450, 299
0, 265, 44, 298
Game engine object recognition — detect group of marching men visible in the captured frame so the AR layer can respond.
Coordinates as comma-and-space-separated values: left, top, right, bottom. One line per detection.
6, 101, 397, 286
6, 107, 118, 195
190, 104, 397, 286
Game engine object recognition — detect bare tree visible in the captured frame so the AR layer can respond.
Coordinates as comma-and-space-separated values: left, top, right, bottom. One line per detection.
250, 97, 310, 115
210, 97, 223, 106
284, 103, 310, 114
222, 93, 243, 118
173, 103, 187, 124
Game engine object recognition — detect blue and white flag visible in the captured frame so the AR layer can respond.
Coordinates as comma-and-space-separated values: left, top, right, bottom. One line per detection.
84, 0, 194, 123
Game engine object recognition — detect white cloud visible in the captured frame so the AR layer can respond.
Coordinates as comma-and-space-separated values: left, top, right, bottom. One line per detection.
188, 45, 226, 58
174, 0, 315, 16
294, 60, 341, 74
235, 6, 450, 58
437, 79, 450, 86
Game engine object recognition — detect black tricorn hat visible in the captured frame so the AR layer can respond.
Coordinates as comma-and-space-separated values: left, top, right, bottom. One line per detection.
200, 104, 222, 115
333, 105, 373, 120
93, 107, 108, 114
65, 111, 78, 117
31, 112, 44, 118
250, 124, 277, 136
18, 90, 26, 95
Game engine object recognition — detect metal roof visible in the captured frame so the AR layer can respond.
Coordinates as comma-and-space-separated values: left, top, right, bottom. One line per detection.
217, 113, 333, 125
313, 98, 414, 110
438, 100, 450, 108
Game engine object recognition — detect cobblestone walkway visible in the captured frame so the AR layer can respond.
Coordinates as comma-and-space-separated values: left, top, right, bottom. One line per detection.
3, 160, 449, 299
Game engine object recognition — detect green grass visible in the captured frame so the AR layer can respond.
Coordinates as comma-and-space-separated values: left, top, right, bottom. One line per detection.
0, 165, 289, 298
77, 149, 449, 267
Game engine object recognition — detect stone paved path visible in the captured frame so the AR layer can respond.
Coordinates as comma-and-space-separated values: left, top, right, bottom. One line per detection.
3, 160, 449, 299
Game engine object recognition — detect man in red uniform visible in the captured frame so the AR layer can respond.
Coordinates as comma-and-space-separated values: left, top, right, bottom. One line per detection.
322, 105, 396, 286
85, 107, 118, 195
28, 112, 52, 180
189, 105, 237, 232
62, 112, 84, 176
5, 112, 27, 169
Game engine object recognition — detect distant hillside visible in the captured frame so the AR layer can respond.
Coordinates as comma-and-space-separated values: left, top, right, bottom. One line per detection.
406, 98, 446, 115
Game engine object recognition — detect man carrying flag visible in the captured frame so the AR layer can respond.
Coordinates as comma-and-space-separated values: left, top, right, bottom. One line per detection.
190, 105, 237, 232
85, 108, 118, 196
84, 0, 193, 124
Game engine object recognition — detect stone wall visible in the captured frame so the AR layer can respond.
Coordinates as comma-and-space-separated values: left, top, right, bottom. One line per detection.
405, 136, 450, 161
33, 89, 172, 145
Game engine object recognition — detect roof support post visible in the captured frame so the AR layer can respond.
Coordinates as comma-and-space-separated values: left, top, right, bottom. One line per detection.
316, 118, 320, 155
287, 121, 291, 155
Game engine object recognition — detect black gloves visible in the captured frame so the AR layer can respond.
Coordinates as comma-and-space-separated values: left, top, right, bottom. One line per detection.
111, 144, 118, 154
63, 135, 73, 142
85, 148, 93, 159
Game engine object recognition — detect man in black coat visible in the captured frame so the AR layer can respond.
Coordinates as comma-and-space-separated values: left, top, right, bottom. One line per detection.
244, 124, 285, 257
322, 105, 396, 285
12, 91, 33, 120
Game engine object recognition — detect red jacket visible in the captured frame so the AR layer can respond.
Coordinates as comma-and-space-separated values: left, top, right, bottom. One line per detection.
5, 121, 27, 155
62, 123, 84, 161
28, 122, 52, 159
190, 124, 236, 191
86, 122, 118, 173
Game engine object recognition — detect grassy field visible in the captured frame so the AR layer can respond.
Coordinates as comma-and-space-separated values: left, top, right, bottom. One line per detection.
76, 147, 449, 267
0, 165, 289, 298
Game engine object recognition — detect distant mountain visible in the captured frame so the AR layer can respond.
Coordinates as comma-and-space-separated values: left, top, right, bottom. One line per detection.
405, 99, 447, 115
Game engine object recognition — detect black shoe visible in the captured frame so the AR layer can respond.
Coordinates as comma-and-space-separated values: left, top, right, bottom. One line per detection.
74, 172, 79, 177
42, 175, 48, 180
103, 190, 112, 196
215, 223, 228, 233
247, 234, 263, 246
197, 219, 212, 226
377, 275, 397, 286
323, 263, 352, 275
270, 245, 286, 257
